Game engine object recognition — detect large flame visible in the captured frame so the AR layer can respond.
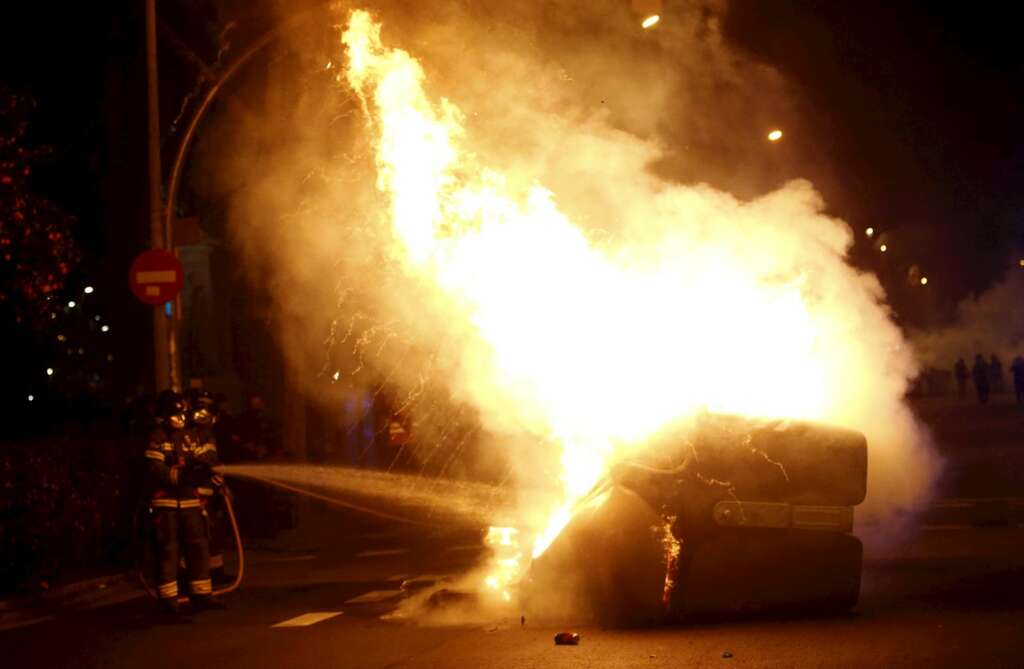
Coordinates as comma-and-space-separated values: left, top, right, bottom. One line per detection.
339, 10, 924, 558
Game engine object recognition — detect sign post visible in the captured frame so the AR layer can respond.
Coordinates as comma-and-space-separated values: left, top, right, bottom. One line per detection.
130, 249, 183, 390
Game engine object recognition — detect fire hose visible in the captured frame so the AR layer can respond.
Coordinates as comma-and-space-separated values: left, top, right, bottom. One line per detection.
135, 485, 245, 603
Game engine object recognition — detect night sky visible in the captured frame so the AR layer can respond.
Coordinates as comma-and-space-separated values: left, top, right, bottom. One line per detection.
1, 1, 1021, 399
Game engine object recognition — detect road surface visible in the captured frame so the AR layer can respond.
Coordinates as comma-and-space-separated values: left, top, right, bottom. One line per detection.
2, 514, 1022, 668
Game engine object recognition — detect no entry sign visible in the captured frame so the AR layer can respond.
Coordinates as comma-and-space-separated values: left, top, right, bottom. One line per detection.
129, 249, 184, 305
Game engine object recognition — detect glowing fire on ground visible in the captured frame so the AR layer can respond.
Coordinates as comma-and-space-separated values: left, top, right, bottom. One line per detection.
338, 10, 920, 567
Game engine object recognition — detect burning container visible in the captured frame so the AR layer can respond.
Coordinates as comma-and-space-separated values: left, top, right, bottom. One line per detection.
524, 414, 867, 626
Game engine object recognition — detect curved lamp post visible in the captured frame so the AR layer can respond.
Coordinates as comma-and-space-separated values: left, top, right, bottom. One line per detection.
160, 10, 321, 387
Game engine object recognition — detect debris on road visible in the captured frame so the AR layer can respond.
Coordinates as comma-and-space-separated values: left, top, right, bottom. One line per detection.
555, 632, 580, 645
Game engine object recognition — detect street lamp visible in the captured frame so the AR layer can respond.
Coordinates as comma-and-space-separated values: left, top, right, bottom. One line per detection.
84, 286, 94, 294
920, 277, 928, 286
879, 244, 888, 253
865, 227, 874, 238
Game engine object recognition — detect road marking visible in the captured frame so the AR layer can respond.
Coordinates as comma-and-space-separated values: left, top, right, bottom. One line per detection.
344, 589, 404, 604
0, 614, 56, 632
355, 548, 409, 558
272, 611, 343, 627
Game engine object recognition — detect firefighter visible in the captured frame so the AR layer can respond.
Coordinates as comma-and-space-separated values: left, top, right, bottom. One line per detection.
187, 389, 230, 584
146, 391, 224, 613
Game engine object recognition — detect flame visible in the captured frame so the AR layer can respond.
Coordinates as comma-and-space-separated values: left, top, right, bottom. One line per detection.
483, 526, 522, 602
339, 10, 916, 561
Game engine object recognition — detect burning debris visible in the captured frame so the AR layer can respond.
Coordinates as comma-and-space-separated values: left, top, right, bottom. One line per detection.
524, 414, 867, 625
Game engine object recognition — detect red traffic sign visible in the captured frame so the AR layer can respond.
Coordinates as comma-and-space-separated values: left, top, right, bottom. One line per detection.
129, 249, 184, 305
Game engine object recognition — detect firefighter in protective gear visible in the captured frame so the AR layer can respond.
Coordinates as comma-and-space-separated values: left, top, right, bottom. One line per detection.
146, 391, 224, 612
186, 389, 229, 583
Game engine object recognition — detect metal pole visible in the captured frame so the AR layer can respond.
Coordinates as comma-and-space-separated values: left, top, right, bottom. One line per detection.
145, 0, 173, 391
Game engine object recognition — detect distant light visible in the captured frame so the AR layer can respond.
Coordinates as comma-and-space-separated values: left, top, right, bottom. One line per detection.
768, 129, 783, 142
1019, 258, 1024, 268
83, 286, 94, 294
879, 244, 888, 253
67, 300, 76, 308
920, 277, 928, 285
46, 367, 54, 376
28, 394, 34, 402
78, 347, 85, 355
107, 354, 114, 362
94, 315, 101, 322
57, 334, 66, 342
101, 325, 110, 333
332, 370, 341, 381
865, 227, 874, 238
641, 14, 660, 29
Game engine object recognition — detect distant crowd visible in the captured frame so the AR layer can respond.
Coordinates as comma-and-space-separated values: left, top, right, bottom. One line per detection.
953, 354, 1024, 405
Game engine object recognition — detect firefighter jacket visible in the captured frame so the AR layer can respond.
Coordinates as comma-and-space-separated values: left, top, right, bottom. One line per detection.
145, 426, 220, 510
193, 425, 222, 498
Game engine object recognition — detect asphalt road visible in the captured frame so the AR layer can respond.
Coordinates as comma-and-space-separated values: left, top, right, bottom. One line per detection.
3, 395, 1022, 667
2, 515, 1023, 668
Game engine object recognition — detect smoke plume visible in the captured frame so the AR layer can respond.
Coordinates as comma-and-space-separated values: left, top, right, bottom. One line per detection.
194, 0, 939, 542
913, 266, 1024, 368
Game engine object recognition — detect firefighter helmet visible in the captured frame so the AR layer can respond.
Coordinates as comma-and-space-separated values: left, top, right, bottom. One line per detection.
187, 389, 218, 426
156, 391, 189, 430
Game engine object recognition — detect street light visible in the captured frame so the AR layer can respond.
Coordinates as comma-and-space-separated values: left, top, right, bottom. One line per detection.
101, 325, 110, 333
920, 277, 928, 286
879, 244, 888, 253
865, 227, 874, 238
67, 300, 76, 308
46, 367, 53, 376
84, 286, 94, 294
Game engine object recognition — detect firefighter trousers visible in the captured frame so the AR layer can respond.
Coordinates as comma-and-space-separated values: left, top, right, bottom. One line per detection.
153, 507, 212, 600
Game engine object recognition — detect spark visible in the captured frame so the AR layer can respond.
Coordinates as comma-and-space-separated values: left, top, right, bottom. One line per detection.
641, 14, 660, 29
660, 517, 681, 609
768, 129, 783, 142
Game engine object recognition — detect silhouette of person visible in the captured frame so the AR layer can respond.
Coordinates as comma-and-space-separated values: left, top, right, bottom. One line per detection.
954, 358, 969, 400
989, 354, 1006, 394
1011, 355, 1024, 404
972, 354, 991, 405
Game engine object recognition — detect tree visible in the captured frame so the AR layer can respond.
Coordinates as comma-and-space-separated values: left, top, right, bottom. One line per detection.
0, 87, 79, 331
